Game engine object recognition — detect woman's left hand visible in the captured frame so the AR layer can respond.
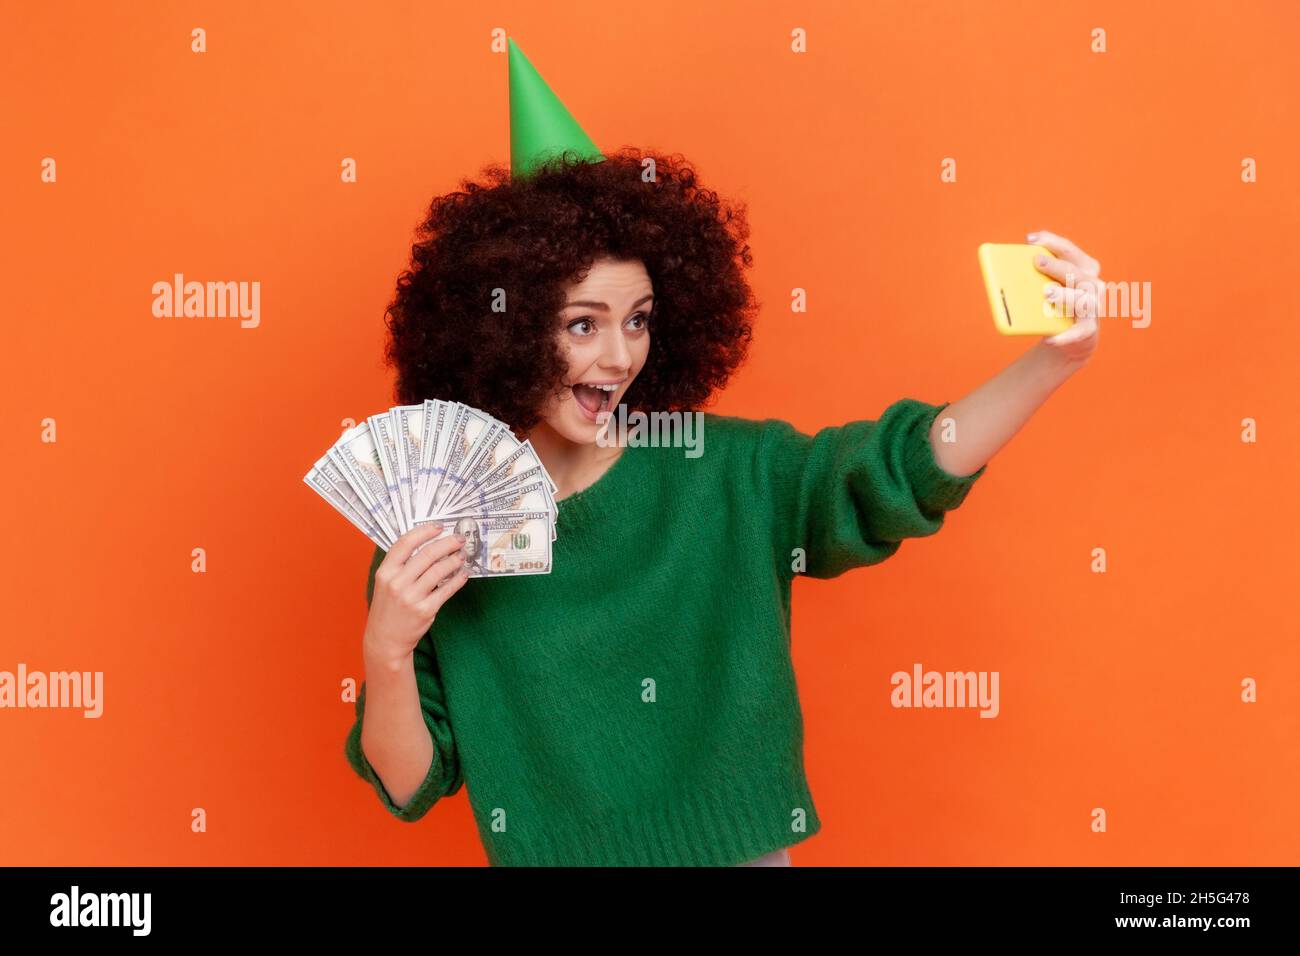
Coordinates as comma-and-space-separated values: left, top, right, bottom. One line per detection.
1028, 229, 1102, 364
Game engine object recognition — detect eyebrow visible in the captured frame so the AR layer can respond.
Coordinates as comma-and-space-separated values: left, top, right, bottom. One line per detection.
562, 293, 654, 312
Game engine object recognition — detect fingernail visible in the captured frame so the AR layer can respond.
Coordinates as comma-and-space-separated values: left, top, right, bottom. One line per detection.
455, 533, 466, 543
1037, 255, 1047, 265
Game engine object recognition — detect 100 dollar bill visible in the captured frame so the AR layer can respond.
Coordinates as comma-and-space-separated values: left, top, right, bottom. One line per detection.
412, 511, 553, 577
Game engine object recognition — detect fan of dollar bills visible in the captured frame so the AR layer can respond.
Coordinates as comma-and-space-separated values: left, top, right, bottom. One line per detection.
303, 400, 557, 576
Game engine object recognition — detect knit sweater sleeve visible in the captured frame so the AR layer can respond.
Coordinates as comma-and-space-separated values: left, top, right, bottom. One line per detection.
343, 545, 464, 822
758, 398, 986, 579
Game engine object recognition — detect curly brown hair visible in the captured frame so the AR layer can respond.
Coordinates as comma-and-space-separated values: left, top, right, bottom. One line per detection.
382, 147, 759, 432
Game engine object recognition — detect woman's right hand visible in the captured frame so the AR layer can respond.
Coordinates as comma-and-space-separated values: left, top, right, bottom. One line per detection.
363, 522, 470, 667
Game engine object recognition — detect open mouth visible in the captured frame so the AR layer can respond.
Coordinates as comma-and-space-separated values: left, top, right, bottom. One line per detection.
571, 382, 619, 418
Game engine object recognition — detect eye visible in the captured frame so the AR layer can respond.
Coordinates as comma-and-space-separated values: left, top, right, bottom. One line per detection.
625, 312, 649, 331
567, 317, 596, 335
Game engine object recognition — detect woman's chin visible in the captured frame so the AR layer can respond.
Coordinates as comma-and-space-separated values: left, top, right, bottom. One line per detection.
541, 409, 604, 445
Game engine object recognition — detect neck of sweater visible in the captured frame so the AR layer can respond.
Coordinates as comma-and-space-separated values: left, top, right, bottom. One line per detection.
553, 439, 644, 534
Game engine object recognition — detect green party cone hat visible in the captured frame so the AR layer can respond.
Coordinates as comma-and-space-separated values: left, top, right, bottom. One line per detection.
508, 37, 604, 178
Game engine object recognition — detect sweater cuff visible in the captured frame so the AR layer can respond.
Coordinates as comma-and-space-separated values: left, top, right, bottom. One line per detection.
345, 707, 443, 823
904, 401, 987, 514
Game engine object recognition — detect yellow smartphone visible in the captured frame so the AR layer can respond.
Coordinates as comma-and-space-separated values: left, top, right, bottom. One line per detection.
979, 242, 1073, 336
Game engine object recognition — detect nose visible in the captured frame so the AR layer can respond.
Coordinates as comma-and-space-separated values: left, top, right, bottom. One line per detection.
599, 324, 634, 374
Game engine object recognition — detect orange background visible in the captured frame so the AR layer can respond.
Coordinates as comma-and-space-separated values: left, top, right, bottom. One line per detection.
4, 0, 1298, 865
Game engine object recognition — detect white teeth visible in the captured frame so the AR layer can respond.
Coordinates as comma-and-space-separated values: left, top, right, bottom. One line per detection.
579, 383, 619, 391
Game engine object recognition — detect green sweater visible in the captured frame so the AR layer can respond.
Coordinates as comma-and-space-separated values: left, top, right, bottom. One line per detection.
344, 398, 986, 866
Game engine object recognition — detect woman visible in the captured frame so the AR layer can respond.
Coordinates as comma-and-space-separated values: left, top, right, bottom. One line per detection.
344, 148, 1102, 866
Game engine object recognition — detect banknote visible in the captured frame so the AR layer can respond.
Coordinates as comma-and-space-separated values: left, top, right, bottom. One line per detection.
303, 400, 558, 576
411, 511, 554, 577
